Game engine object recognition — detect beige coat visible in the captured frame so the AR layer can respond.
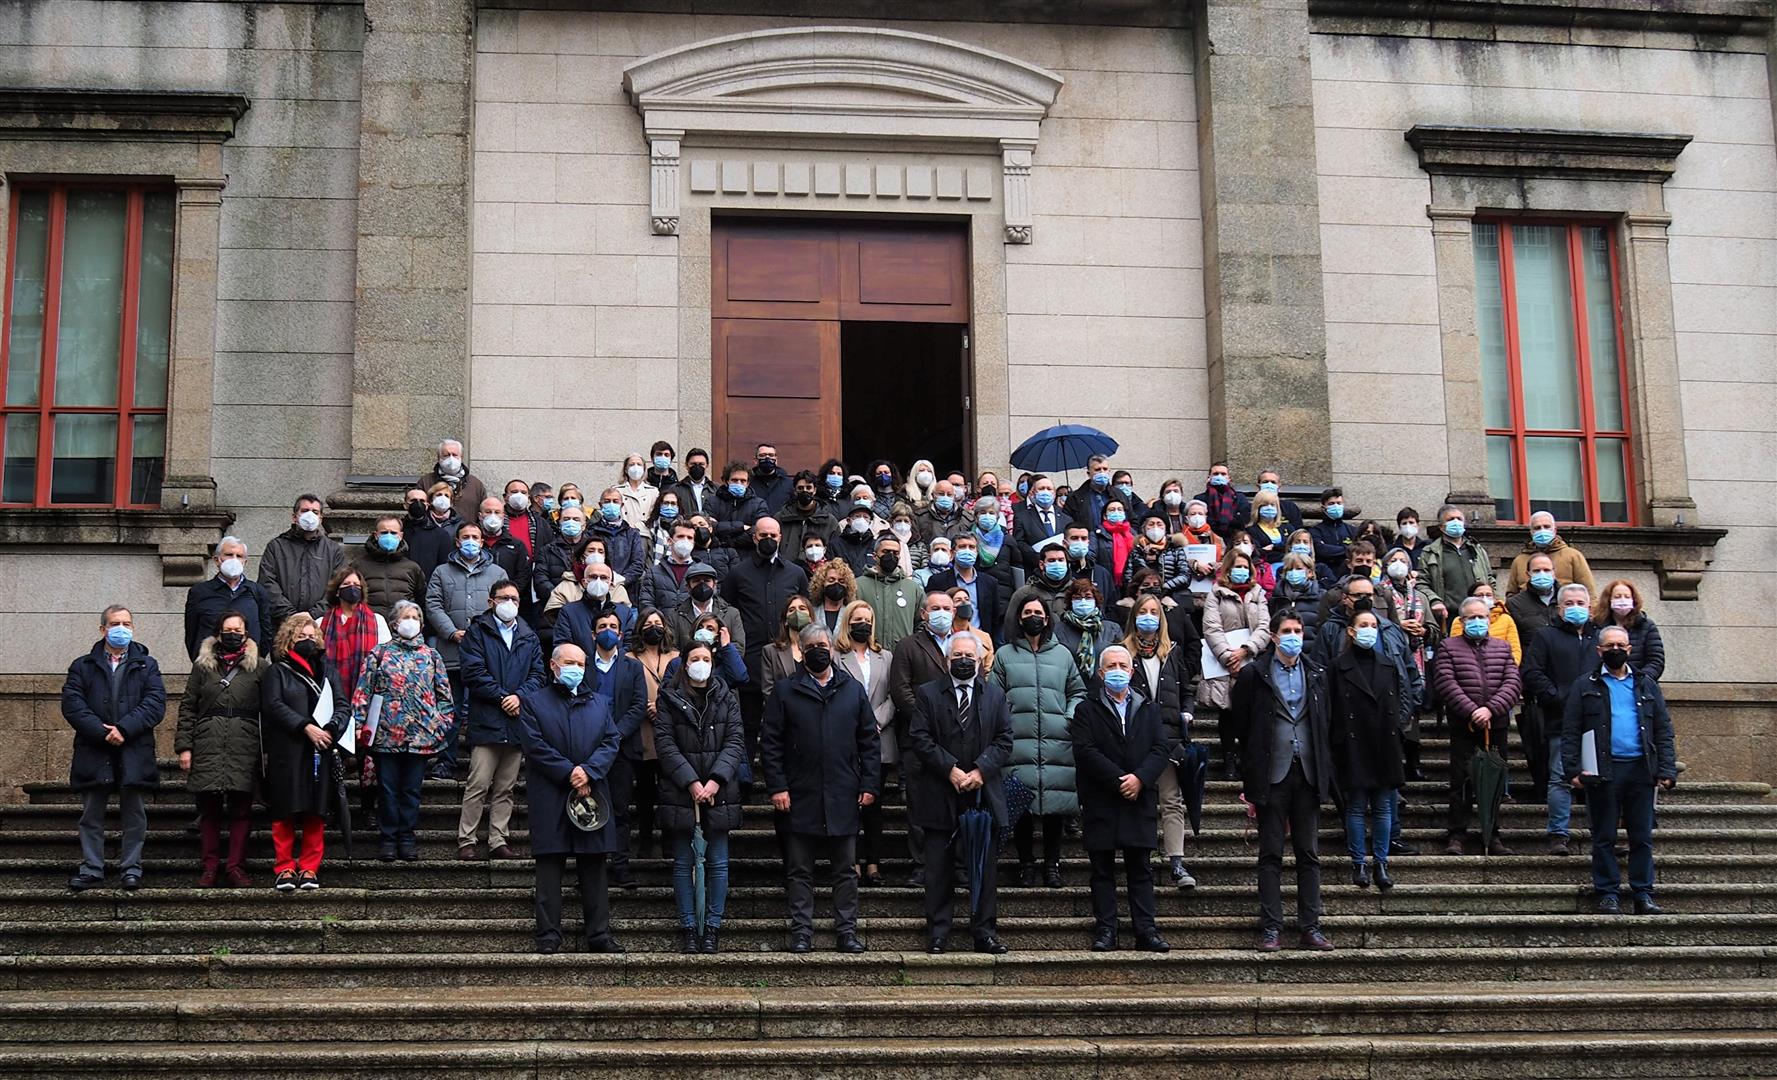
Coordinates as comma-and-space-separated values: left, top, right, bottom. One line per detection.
1197, 584, 1272, 710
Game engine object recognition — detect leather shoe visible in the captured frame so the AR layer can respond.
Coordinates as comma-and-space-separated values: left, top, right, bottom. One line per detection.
1388, 839, 1419, 857
1257, 929, 1282, 952
1352, 862, 1371, 888
835, 932, 865, 954
974, 935, 1009, 955
1486, 838, 1517, 857
1443, 835, 1467, 856
1018, 863, 1040, 887
1299, 928, 1335, 952
67, 873, 104, 893
1633, 895, 1664, 916
1548, 835, 1571, 856
1595, 892, 1622, 915
1372, 861, 1394, 891
457, 845, 480, 862
535, 940, 560, 955
1135, 933, 1171, 954
926, 938, 946, 955
1089, 928, 1118, 952
678, 928, 701, 954
584, 936, 626, 954
378, 841, 397, 863
1043, 864, 1063, 889
488, 845, 522, 860
610, 870, 639, 891
120, 872, 142, 892
787, 935, 812, 954
700, 929, 720, 954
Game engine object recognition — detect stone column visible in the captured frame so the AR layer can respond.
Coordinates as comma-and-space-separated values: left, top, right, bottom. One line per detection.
160, 176, 225, 511
1622, 214, 1695, 527
1193, 0, 1332, 484
346, 0, 474, 482
1427, 207, 1494, 521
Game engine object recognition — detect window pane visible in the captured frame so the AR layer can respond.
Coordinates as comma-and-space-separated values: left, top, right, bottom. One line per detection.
1486, 435, 1518, 523
1472, 223, 1514, 429
49, 413, 117, 503
53, 190, 126, 408
1525, 436, 1587, 522
129, 414, 165, 505
2, 414, 37, 502
5, 191, 50, 406
133, 192, 174, 409
1510, 224, 1581, 430
1595, 437, 1630, 524
1580, 225, 1625, 432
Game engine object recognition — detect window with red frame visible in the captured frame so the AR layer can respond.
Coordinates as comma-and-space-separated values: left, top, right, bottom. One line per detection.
2, 184, 174, 508
1472, 220, 1636, 525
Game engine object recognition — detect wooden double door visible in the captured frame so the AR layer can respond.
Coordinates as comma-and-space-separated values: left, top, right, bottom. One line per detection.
711, 218, 970, 472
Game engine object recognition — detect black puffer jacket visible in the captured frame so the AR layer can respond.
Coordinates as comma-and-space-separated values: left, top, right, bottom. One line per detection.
653, 673, 747, 834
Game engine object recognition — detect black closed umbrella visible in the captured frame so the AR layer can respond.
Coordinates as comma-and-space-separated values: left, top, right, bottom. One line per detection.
957, 794, 996, 916
1470, 726, 1510, 851
329, 750, 354, 861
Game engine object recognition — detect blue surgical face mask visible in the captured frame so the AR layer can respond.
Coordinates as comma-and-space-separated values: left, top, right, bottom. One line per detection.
560, 519, 583, 539
1325, 504, 1345, 521
377, 532, 400, 553
1444, 518, 1466, 539
1033, 490, 1054, 508
1463, 616, 1490, 638
542, 497, 559, 513
653, 455, 672, 471
693, 629, 717, 647
1102, 668, 1131, 692
1092, 473, 1109, 488
927, 609, 954, 635
1260, 481, 1279, 493
854, 498, 873, 510
1116, 484, 1133, 499
1285, 568, 1308, 586
1532, 528, 1555, 546
1044, 561, 1068, 582
1563, 605, 1589, 625
1291, 543, 1312, 558
1530, 571, 1555, 591
727, 482, 747, 499
1105, 510, 1126, 525
556, 664, 584, 691
955, 548, 978, 568
1135, 613, 1161, 633
658, 504, 678, 521
1017, 480, 1029, 495
976, 516, 1000, 536
561, 497, 581, 510
1230, 567, 1251, 585
599, 502, 621, 522
595, 628, 621, 651
105, 625, 133, 649
1067, 541, 1089, 560
826, 474, 844, 491
1277, 633, 1304, 658
459, 538, 482, 559
1209, 474, 1228, 487
1259, 505, 1279, 521
935, 495, 954, 513
1071, 598, 1097, 618
1353, 626, 1379, 649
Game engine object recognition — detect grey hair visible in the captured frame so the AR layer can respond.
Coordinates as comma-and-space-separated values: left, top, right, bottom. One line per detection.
946, 631, 981, 657
390, 599, 423, 623
1558, 583, 1591, 605
216, 534, 248, 556
1459, 596, 1491, 616
1100, 643, 1132, 665
1185, 499, 1208, 514
437, 438, 463, 455
797, 623, 833, 649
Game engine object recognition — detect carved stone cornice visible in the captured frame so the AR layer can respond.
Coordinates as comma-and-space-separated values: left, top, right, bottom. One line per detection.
1312, 0, 1770, 40
0, 509, 236, 587
0, 88, 249, 143
1470, 524, 1728, 602
1405, 125, 1692, 183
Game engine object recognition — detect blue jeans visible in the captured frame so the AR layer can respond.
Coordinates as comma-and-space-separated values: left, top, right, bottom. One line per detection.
1343, 787, 1394, 866
1547, 734, 1575, 836
669, 827, 730, 930
376, 752, 427, 846
1585, 763, 1657, 898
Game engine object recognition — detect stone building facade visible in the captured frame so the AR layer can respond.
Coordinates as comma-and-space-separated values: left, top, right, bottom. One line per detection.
0, 0, 1770, 791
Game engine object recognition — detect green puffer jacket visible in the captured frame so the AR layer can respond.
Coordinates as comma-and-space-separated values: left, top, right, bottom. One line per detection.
174, 639, 266, 795
990, 635, 1088, 817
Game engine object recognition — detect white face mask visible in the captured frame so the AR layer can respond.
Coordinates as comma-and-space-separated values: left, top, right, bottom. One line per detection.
396, 617, 422, 640
494, 600, 519, 622
1387, 560, 1409, 580
686, 659, 713, 683
929, 551, 951, 567
916, 470, 934, 488
1186, 514, 1207, 529
439, 455, 463, 476
1145, 527, 1166, 543
1399, 522, 1419, 540
626, 464, 644, 482
1163, 491, 1183, 508
585, 552, 606, 566
805, 545, 825, 562
892, 522, 912, 540
849, 518, 872, 535
585, 579, 611, 599
1235, 542, 1253, 557
218, 556, 245, 580
507, 492, 530, 513
671, 538, 695, 560
296, 510, 321, 533
431, 494, 452, 513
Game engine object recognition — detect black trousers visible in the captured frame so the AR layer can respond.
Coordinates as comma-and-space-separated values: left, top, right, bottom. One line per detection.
607, 756, 661, 874
1446, 725, 1509, 836
859, 801, 884, 865
533, 852, 610, 950
924, 830, 999, 942
1015, 812, 1066, 865
1087, 846, 1157, 937
740, 686, 764, 770
1516, 704, 1549, 792
1257, 759, 1323, 933
784, 832, 858, 938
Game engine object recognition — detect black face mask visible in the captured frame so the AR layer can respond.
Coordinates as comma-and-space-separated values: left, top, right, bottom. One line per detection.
217, 632, 247, 653
292, 639, 325, 663
804, 645, 832, 673
949, 657, 978, 681
1602, 648, 1630, 670
955, 602, 974, 624
877, 552, 898, 573
338, 585, 364, 605
1020, 615, 1049, 638
823, 582, 847, 602
687, 463, 707, 482
1350, 595, 1374, 614
693, 527, 712, 548
689, 581, 715, 602
794, 490, 815, 506
756, 538, 779, 561
407, 500, 427, 518
848, 622, 872, 643
640, 625, 666, 646
754, 460, 778, 477
979, 486, 996, 499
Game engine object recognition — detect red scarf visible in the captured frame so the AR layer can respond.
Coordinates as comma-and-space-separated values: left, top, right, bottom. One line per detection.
1102, 520, 1136, 581
325, 605, 379, 691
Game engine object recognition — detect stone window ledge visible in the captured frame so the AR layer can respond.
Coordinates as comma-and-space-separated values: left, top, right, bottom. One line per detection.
1469, 524, 1727, 601
0, 508, 234, 587
0, 88, 249, 143
1405, 124, 1692, 182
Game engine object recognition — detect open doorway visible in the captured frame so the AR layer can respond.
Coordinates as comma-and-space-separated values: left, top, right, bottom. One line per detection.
841, 320, 968, 475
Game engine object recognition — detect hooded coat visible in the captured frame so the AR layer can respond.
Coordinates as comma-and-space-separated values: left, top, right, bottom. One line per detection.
175, 638, 265, 794
989, 634, 1088, 817
653, 672, 747, 833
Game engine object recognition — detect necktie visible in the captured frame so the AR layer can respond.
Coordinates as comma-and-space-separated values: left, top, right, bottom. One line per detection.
957, 685, 971, 726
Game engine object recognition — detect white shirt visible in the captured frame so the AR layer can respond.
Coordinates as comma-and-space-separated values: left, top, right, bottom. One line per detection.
595, 652, 615, 673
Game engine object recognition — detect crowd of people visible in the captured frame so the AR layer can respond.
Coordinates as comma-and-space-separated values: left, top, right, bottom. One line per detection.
63, 438, 1678, 952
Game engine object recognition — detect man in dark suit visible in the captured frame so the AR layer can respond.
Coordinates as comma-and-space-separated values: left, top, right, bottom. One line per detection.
1013, 474, 1072, 563
924, 533, 1004, 644
1068, 644, 1172, 953
888, 592, 955, 887
908, 632, 1013, 954
585, 609, 650, 889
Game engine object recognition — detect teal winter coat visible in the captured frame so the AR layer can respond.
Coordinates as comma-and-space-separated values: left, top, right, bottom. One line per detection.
989, 634, 1088, 816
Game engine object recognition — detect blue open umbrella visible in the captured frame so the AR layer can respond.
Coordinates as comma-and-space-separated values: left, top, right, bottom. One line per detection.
1009, 424, 1119, 477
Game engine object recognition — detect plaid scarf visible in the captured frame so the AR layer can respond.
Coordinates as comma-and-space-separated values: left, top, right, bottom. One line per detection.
1061, 609, 1103, 680
325, 605, 380, 692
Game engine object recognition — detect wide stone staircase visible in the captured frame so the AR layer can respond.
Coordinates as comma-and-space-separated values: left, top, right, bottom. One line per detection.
0, 716, 1774, 1077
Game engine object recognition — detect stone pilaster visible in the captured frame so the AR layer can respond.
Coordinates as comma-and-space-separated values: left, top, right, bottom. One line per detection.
347, 0, 474, 480
160, 177, 225, 511
1193, 0, 1332, 485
